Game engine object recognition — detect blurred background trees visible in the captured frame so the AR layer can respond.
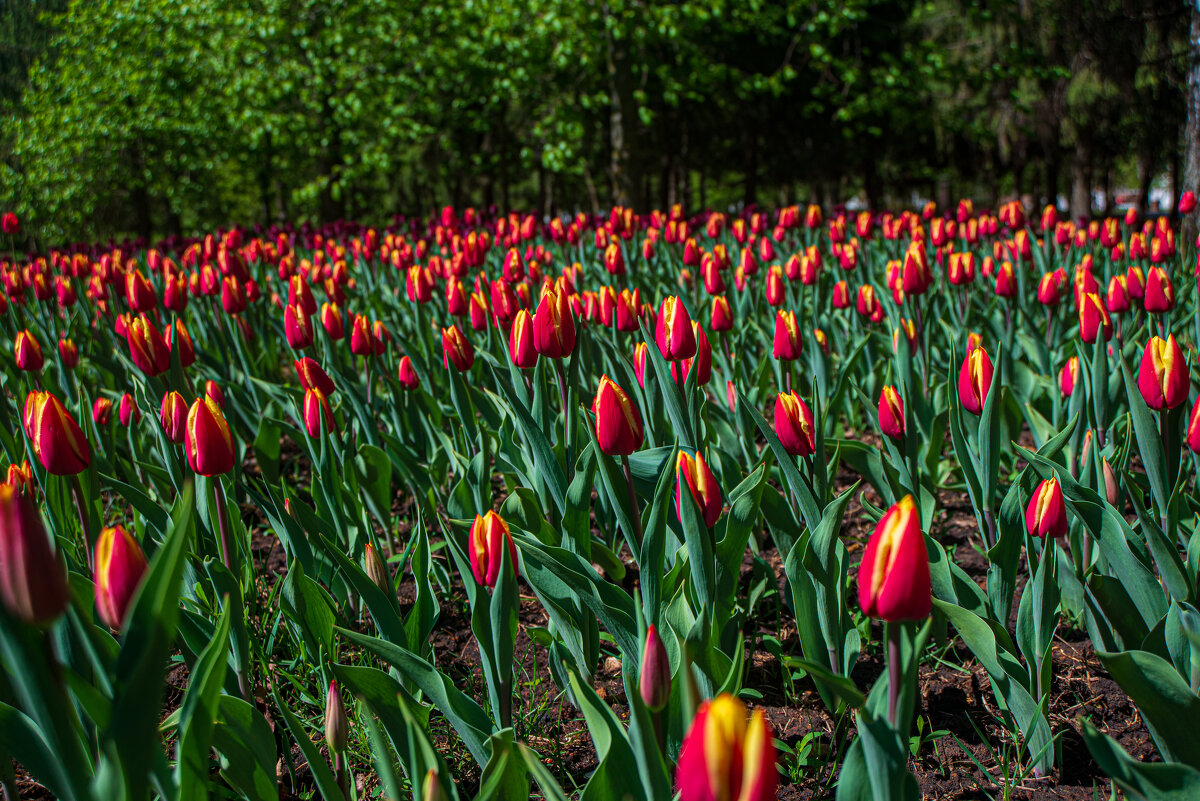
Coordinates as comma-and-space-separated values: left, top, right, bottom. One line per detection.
0, 0, 1193, 242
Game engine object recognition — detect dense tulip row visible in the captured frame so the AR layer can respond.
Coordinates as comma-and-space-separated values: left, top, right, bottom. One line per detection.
0, 195, 1197, 800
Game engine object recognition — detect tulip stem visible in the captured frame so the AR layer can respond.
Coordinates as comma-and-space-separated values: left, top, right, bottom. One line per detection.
70, 474, 92, 570
886, 623, 901, 728
623, 459, 643, 549
213, 477, 234, 572
554, 359, 571, 467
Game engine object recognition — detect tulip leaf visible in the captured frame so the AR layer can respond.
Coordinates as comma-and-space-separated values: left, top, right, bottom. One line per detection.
639, 444, 679, 628
564, 661, 646, 801
270, 683, 347, 801
638, 320, 696, 449
1096, 649, 1200, 767
0, 700, 75, 801
1081, 719, 1200, 800
211, 693, 277, 801
311, 531, 407, 646
1119, 353, 1169, 517
676, 456, 715, 613
177, 603, 231, 801
736, 384, 821, 534
354, 443, 393, 532
475, 729, 531, 801
520, 743, 571, 801
490, 363, 567, 514
715, 463, 767, 603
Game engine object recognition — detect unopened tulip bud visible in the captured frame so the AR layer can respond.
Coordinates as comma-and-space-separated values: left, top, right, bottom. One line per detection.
1138, 334, 1188, 410
127, 314, 170, 377
772, 310, 802, 361
532, 288, 576, 359
878, 385, 905, 440
655, 296, 697, 360
710, 296, 733, 332
0, 485, 68, 626
398, 356, 420, 390
468, 510, 518, 589
958, 346, 993, 415
184, 397, 234, 476
1025, 478, 1068, 538
1188, 397, 1200, 453
23, 391, 90, 475
93, 397, 114, 425
14, 329, 43, 372
441, 325, 474, 371
364, 542, 390, 596
1144, 266, 1174, 313
1060, 357, 1079, 397
421, 769, 449, 801
285, 304, 314, 350
639, 624, 671, 712
774, 391, 815, 457
677, 451, 722, 527
160, 391, 188, 444
593, 375, 644, 456
303, 388, 334, 438
294, 357, 336, 396
57, 338, 78, 369
676, 694, 777, 801
321, 302, 345, 340
857, 495, 930, 621
119, 393, 140, 427
205, 380, 225, 407
509, 309, 538, 369
325, 679, 347, 754
1101, 460, 1119, 506
93, 525, 148, 630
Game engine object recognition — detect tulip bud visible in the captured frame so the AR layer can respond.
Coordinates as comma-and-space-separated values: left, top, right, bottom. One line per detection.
93, 525, 148, 630
1137, 334, 1188, 410
23, 391, 90, 475
509, 309, 538, 369
56, 338, 78, 370
398, 356, 420, 390
1101, 459, 1120, 506
639, 624, 671, 712
126, 314, 170, 377
774, 391, 815, 457
93, 397, 114, 425
1145, 266, 1174, 313
303, 388, 335, 438
655, 296, 697, 360
285, 304, 314, 350
119, 393, 140, 427
676, 694, 777, 801
1060, 357, 1079, 397
4, 461, 32, 495
1, 212, 18, 235
710, 296, 733, 332
1181, 191, 1196, 214
532, 288, 576, 359
1187, 396, 1200, 453
204, 380, 225, 408
159, 391, 188, 444
441, 325, 475, 371
878, 385, 905, 440
857, 495, 930, 621
294, 357, 336, 396
615, 289, 641, 332
325, 679, 347, 754
958, 346, 994, 415
772, 310, 802, 361
677, 451, 722, 527
1077, 292, 1112, 344
0, 485, 68, 626
592, 375, 644, 456
321, 302, 345, 340
1025, 478, 1068, 539
364, 542, 390, 596
468, 510, 518, 589
832, 280, 850, 309
14, 329, 43, 372
184, 397, 235, 476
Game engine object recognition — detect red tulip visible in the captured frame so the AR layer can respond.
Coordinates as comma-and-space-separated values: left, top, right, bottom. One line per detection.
533, 288, 576, 359
639, 624, 671, 712
398, 356, 420, 390
676, 694, 776, 801
350, 314, 375, 356
1180, 191, 1196, 214
1, 212, 18, 235
592, 375, 643, 456
677, 450, 722, 527
1078, 292, 1113, 344
126, 314, 170, 377
294, 357, 336, 396
958, 346, 993, 415
184, 397, 235, 476
23, 391, 90, 475
14, 329, 43, 372
1186, 395, 1200, 453
285, 304, 314, 350
205, 380, 224, 407
92, 397, 114, 425
468, 510, 517, 589
303, 387, 334, 437
774, 391, 815, 457
857, 495, 930, 621
878, 385, 905, 440
1137, 334, 1188, 410
442, 325, 474, 371
1144, 266, 1174, 313
159, 391, 188, 444
655, 296, 697, 360
1036, 272, 1061, 306
710, 296, 733, 332
119, 393, 140, 427
1025, 478, 1068, 539
93, 525, 148, 630
0, 485, 68, 626
321, 302, 345, 340
125, 270, 157, 312
772, 310, 802, 361
1060, 357, 1079, 397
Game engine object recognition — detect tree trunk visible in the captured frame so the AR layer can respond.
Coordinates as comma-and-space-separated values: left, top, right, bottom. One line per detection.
1185, 1, 1200, 238
1070, 142, 1092, 222
604, 2, 640, 208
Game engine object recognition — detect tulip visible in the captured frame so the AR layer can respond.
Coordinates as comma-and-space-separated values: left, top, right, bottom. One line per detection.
765, 266, 786, 307
615, 289, 641, 332
655, 296, 697, 360
4, 461, 32, 495
303, 387, 335, 438
1060, 357, 1079, 397
205, 380, 224, 407
398, 356, 420, 390
832, 280, 850, 309
24, 391, 90, 475
14, 329, 43, 371
639, 624, 671, 712
93, 525, 148, 630
364, 542, 391, 597
772, 310, 802, 361
93, 397, 114, 425
350, 314, 374, 357
442, 325, 474, 371
592, 375, 643, 456
857, 495, 930, 621
127, 314, 170, 376
325, 679, 347, 757
1181, 191, 1196, 214
221, 275, 247, 314
1144, 266, 1174, 313
1078, 292, 1113, 343
1106, 275, 1130, 314
321, 302, 345, 340
1186, 395, 1200, 453
676, 694, 777, 801
468, 510, 518, 589
294, 357, 336, 396
1137, 334, 1188, 410
126, 270, 157, 311
774, 391, 815, 457
711, 296, 733, 332
165, 319, 196, 368
994, 261, 1017, 297
1036, 272, 1061, 306
285, 304, 314, 349
509, 309, 538, 369
1, 212, 18, 235
0, 485, 68, 626
671, 323, 712, 387
119, 393, 140, 427
957, 346, 993, 416
878, 385, 905, 440
677, 450, 721, 527
184, 397, 235, 476
1025, 478, 1068, 539
160, 391, 188, 444
531, 287, 576, 359
633, 342, 648, 388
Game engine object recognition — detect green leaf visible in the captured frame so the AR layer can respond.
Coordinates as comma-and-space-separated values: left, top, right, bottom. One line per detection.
177, 604, 232, 801
1096, 649, 1200, 767
1081, 719, 1200, 800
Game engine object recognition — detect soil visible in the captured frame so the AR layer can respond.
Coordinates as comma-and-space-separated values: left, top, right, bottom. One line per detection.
10, 456, 1157, 801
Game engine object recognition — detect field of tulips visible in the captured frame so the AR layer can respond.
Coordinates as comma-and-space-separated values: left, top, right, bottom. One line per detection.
1, 196, 1199, 801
